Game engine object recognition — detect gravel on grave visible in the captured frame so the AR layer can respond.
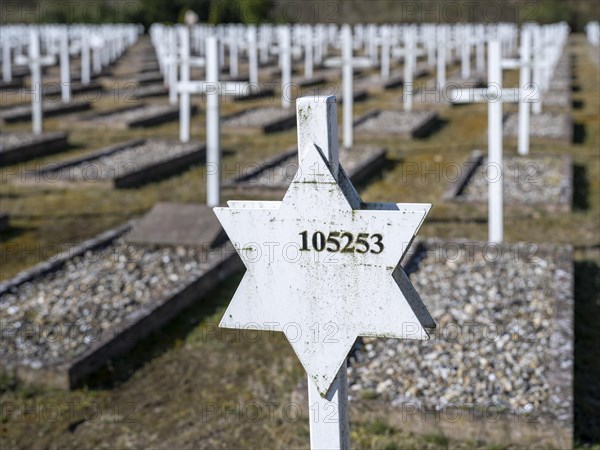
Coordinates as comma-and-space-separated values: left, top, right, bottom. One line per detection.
542, 90, 571, 108
92, 104, 176, 124
240, 146, 381, 185
348, 239, 571, 422
222, 107, 292, 128
504, 112, 570, 140
0, 239, 223, 367
48, 140, 199, 181
460, 155, 566, 205
0, 132, 59, 152
355, 110, 434, 134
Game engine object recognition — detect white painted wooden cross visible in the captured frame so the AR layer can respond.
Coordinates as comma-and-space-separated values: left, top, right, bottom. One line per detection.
2, 34, 13, 83
175, 27, 208, 143
436, 25, 448, 89
323, 25, 372, 148
59, 28, 71, 103
402, 26, 417, 112
80, 29, 91, 85
279, 25, 293, 110
14, 28, 55, 135
213, 95, 434, 449
450, 28, 534, 155
447, 40, 508, 243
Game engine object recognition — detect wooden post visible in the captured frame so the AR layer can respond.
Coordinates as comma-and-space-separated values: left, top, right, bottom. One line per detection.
280, 26, 292, 109
436, 26, 446, 90
380, 25, 390, 80
342, 25, 353, 149
488, 40, 503, 243
179, 26, 191, 143
168, 28, 178, 106
296, 95, 349, 450
518, 28, 532, 156
248, 26, 258, 85
59, 28, 71, 103
304, 25, 314, 79
403, 26, 415, 112
3, 36, 12, 83
80, 30, 91, 85
206, 35, 221, 207
229, 27, 238, 78
29, 29, 43, 135
461, 25, 471, 80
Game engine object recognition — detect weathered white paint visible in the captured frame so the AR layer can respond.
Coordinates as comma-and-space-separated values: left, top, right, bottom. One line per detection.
3, 37, 12, 82
280, 26, 292, 109
403, 26, 416, 112
168, 28, 178, 105
59, 28, 71, 103
214, 95, 434, 448
206, 36, 221, 208
179, 26, 191, 143
518, 28, 532, 156
436, 26, 446, 89
342, 25, 353, 148
247, 26, 258, 85
14, 29, 54, 135
380, 25, 390, 80
304, 25, 314, 79
488, 41, 503, 243
80, 30, 91, 85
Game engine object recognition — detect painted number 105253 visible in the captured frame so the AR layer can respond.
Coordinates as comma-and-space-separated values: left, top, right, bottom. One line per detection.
299, 231, 384, 254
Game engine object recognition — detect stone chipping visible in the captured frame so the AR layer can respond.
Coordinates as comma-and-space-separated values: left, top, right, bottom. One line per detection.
348, 239, 572, 423
222, 107, 291, 128
355, 110, 435, 135
0, 132, 59, 152
460, 155, 567, 205
504, 112, 571, 140
45, 140, 200, 182
0, 238, 221, 368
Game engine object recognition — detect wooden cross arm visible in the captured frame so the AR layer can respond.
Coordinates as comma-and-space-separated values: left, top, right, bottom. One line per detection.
322, 56, 373, 69
177, 80, 252, 94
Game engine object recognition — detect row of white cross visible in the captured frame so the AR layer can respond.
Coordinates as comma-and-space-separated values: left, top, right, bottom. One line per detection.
155, 22, 568, 150
1, 24, 141, 134
157, 21, 569, 250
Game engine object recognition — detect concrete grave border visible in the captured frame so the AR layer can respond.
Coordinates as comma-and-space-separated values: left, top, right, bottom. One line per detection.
442, 150, 573, 212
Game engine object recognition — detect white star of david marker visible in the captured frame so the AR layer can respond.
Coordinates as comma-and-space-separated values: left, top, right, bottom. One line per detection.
214, 96, 434, 397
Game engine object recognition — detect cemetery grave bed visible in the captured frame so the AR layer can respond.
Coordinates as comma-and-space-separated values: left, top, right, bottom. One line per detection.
355, 73, 405, 91
29, 138, 206, 189
39, 82, 103, 97
503, 111, 573, 144
0, 100, 91, 123
223, 145, 386, 197
0, 213, 9, 232
221, 106, 297, 133
133, 83, 169, 98
444, 151, 572, 211
338, 88, 369, 104
0, 131, 68, 166
0, 206, 242, 390
73, 103, 194, 129
115, 71, 164, 86
348, 238, 574, 449
541, 89, 572, 109
292, 75, 327, 88
231, 85, 276, 102
354, 109, 439, 138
